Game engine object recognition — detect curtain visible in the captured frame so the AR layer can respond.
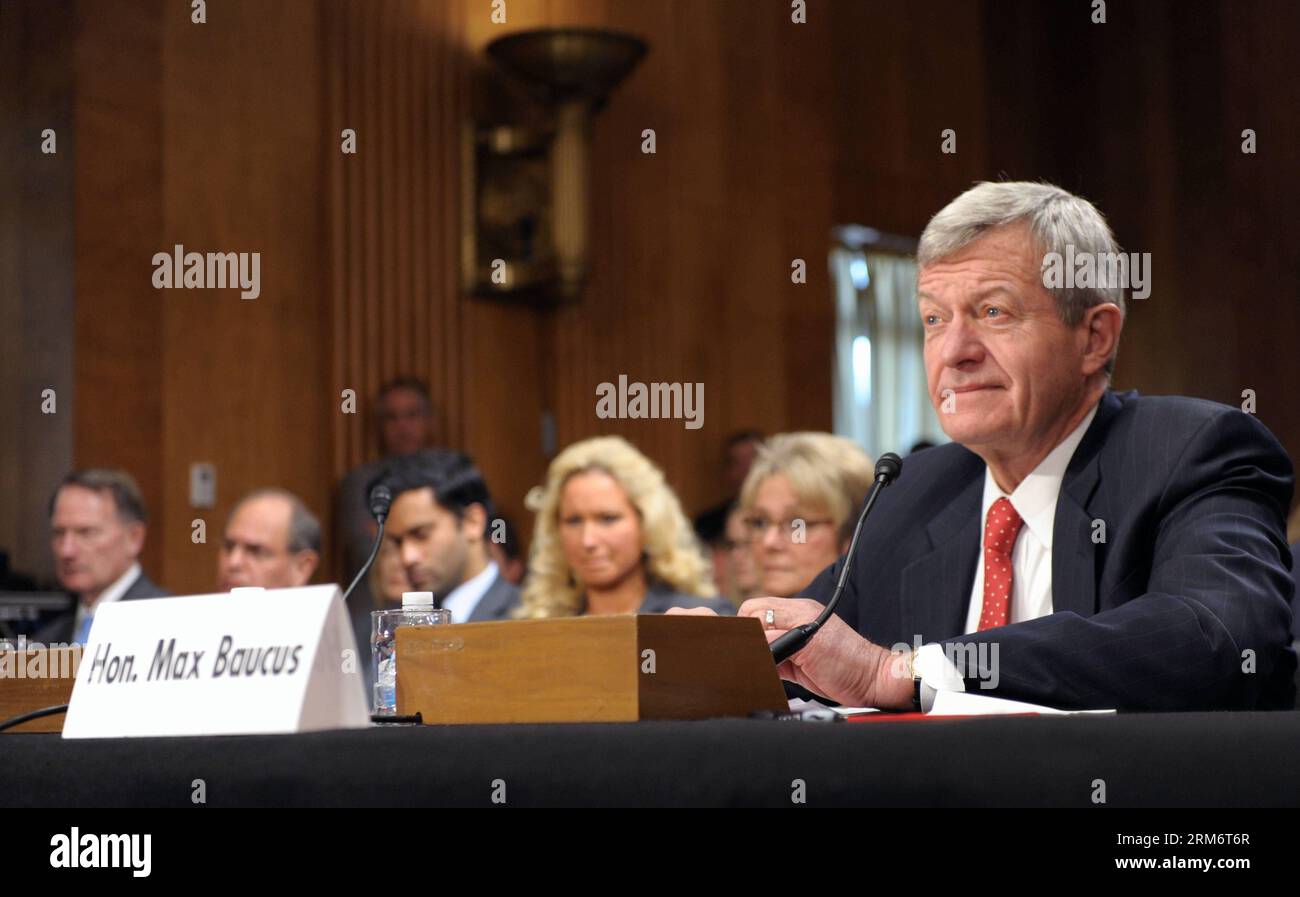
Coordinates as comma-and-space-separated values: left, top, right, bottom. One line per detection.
832, 247, 944, 458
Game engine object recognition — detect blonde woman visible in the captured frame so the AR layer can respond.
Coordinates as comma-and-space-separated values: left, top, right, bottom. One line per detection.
738, 433, 874, 599
519, 436, 733, 618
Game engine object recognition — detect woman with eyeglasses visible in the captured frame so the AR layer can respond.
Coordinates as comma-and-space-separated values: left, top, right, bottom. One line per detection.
738, 433, 874, 600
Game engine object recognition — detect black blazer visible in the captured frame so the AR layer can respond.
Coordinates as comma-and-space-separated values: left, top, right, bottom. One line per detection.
1291, 543, 1300, 641
801, 390, 1296, 711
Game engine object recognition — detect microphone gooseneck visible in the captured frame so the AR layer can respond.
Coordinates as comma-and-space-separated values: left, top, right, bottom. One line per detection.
769, 452, 902, 665
343, 484, 393, 604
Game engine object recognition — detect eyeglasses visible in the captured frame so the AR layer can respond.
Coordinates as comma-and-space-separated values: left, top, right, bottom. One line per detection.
741, 516, 834, 541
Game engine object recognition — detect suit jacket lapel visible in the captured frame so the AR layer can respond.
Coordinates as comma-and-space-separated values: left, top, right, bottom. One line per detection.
121, 571, 147, 601
1051, 390, 1121, 618
1052, 471, 1101, 618
899, 474, 983, 642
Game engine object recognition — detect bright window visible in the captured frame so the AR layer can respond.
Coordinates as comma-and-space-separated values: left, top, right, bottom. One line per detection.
831, 226, 946, 459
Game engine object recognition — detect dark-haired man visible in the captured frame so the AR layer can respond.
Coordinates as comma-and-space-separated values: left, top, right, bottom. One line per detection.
377, 449, 519, 622
38, 469, 170, 645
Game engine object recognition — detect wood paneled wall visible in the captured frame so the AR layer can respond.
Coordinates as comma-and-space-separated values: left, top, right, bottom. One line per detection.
461, 0, 843, 523
3, 0, 1297, 590
69, 0, 331, 595
71, 0, 166, 578
327, 0, 467, 468
1075, 0, 1300, 465
324, 0, 549, 569
0, 0, 76, 584
327, 0, 851, 550
830, 0, 1300, 481
156, 0, 331, 595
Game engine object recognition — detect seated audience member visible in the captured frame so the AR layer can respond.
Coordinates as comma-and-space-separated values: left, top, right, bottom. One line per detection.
674, 180, 1296, 713
217, 489, 321, 591
358, 537, 412, 698
694, 430, 764, 584
518, 436, 733, 617
368, 538, 411, 608
739, 432, 874, 601
38, 469, 169, 645
486, 513, 526, 586
377, 450, 519, 623
335, 378, 439, 611
0, 550, 37, 591
719, 504, 762, 607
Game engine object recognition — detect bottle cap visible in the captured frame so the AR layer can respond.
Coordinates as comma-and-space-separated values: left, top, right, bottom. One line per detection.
402, 591, 435, 608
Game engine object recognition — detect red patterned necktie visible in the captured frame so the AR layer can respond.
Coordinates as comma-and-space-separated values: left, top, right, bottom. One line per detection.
978, 496, 1024, 631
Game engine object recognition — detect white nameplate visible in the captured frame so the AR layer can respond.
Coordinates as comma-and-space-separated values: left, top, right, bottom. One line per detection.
62, 585, 369, 738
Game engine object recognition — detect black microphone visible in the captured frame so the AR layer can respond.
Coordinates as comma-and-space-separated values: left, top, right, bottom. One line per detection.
368, 484, 393, 521
343, 484, 392, 604
769, 452, 902, 664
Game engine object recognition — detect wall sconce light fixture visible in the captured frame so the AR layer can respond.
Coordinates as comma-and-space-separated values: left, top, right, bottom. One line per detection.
463, 28, 647, 304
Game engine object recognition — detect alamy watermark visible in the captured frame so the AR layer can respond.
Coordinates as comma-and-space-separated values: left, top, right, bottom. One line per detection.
152, 244, 261, 299
0, 636, 81, 678
890, 636, 1000, 690
49, 828, 151, 878
1041, 244, 1151, 300
595, 374, 703, 430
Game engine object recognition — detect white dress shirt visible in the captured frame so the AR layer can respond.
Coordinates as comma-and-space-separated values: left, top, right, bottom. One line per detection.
440, 560, 500, 624
913, 402, 1099, 706
72, 561, 142, 644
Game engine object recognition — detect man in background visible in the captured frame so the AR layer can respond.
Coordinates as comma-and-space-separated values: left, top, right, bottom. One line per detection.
718, 504, 762, 607
337, 378, 439, 579
335, 378, 439, 637
486, 513, 526, 586
38, 469, 169, 645
217, 488, 321, 591
694, 429, 764, 589
378, 449, 519, 623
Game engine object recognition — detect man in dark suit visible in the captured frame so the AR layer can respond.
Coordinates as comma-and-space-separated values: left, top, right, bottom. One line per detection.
376, 450, 520, 623
678, 181, 1295, 712
36, 469, 170, 645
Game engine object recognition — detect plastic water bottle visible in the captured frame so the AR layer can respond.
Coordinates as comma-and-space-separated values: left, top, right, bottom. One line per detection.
370, 592, 448, 715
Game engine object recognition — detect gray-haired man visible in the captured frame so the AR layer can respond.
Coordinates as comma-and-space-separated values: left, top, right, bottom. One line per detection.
217, 489, 321, 591
40, 469, 170, 645
675, 181, 1295, 712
